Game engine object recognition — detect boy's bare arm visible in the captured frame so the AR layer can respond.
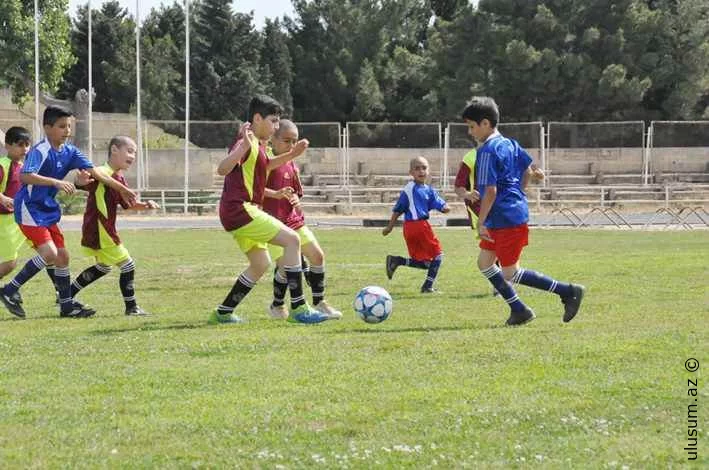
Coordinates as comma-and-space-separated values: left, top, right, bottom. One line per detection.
455, 186, 479, 201
125, 200, 159, 210
21, 172, 76, 194
217, 138, 251, 176
86, 168, 137, 205
477, 185, 497, 241
382, 212, 402, 236
0, 193, 14, 210
263, 187, 294, 200
266, 139, 310, 171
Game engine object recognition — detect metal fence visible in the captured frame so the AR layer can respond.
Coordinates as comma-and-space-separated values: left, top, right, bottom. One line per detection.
2, 118, 709, 211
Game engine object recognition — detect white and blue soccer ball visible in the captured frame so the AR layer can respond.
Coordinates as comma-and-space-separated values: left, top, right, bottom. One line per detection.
353, 286, 393, 323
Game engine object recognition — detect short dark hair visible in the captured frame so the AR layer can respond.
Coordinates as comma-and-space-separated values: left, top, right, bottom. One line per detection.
4, 126, 32, 145
108, 135, 135, 159
43, 105, 74, 127
461, 97, 500, 127
247, 94, 283, 123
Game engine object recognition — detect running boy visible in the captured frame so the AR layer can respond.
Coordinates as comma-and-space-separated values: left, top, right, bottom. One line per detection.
212, 95, 328, 324
0, 106, 136, 319
463, 97, 584, 326
71, 136, 158, 316
262, 119, 341, 320
383, 156, 450, 293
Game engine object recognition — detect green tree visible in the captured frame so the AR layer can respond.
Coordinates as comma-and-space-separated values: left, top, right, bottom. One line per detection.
58, 1, 136, 113
353, 59, 385, 120
260, 19, 293, 116
0, 0, 75, 105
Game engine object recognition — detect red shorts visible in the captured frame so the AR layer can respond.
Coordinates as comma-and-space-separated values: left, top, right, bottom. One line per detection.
479, 223, 528, 266
403, 220, 442, 262
20, 224, 65, 249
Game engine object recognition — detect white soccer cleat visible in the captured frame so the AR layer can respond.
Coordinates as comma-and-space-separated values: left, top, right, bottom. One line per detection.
268, 303, 289, 319
315, 300, 342, 320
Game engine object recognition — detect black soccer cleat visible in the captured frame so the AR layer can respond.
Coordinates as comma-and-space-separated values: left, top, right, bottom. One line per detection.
386, 255, 399, 280
420, 286, 440, 294
0, 289, 26, 318
10, 290, 23, 305
60, 304, 97, 319
505, 307, 536, 326
561, 284, 585, 323
125, 306, 151, 316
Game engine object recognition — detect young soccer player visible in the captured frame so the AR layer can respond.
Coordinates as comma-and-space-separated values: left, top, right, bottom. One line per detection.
212, 95, 328, 325
70, 136, 158, 316
463, 97, 585, 326
382, 156, 450, 293
262, 119, 342, 320
0, 106, 136, 319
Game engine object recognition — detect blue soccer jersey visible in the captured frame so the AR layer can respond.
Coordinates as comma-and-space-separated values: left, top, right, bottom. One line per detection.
15, 139, 93, 227
393, 181, 448, 221
476, 131, 533, 229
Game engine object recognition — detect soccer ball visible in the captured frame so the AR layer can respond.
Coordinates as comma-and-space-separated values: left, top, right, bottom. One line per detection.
353, 286, 393, 323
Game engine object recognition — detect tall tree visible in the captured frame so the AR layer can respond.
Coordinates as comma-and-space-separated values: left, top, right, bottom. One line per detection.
58, 1, 136, 113
260, 19, 294, 117
0, 0, 75, 105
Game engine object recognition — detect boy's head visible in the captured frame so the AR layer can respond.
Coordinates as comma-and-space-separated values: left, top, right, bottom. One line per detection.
247, 94, 284, 140
462, 96, 499, 143
409, 156, 429, 184
108, 135, 137, 171
42, 105, 74, 147
3, 126, 32, 161
271, 119, 299, 156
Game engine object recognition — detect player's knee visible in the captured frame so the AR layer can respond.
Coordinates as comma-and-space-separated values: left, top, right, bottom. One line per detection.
308, 249, 324, 266
501, 267, 517, 281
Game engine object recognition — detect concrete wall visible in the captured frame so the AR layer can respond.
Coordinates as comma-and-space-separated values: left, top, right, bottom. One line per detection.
135, 145, 709, 190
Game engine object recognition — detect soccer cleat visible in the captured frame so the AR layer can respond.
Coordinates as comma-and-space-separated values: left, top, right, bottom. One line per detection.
10, 291, 23, 305
314, 300, 342, 320
268, 303, 289, 319
0, 289, 26, 318
125, 306, 151, 316
208, 310, 245, 324
561, 284, 585, 323
287, 304, 329, 324
420, 286, 440, 294
385, 255, 399, 280
505, 307, 536, 326
60, 305, 97, 318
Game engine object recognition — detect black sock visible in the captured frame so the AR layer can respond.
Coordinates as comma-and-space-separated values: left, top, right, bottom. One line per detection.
3, 255, 46, 296
272, 269, 288, 307
284, 265, 306, 310
72, 264, 112, 297
218, 272, 255, 314
422, 254, 443, 290
406, 258, 430, 269
119, 259, 137, 310
309, 264, 325, 305
46, 264, 57, 291
55, 266, 73, 314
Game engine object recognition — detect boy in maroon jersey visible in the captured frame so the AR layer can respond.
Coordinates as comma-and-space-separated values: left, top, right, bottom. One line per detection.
262, 119, 341, 320
212, 95, 328, 325
71, 136, 158, 316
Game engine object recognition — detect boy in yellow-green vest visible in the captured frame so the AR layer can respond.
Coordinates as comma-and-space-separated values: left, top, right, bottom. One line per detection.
0, 127, 56, 314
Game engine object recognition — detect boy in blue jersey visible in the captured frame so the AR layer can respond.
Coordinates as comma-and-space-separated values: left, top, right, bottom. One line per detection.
382, 156, 450, 293
463, 97, 584, 326
0, 106, 137, 319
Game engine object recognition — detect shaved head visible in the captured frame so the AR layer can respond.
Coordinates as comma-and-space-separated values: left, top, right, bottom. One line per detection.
274, 119, 297, 138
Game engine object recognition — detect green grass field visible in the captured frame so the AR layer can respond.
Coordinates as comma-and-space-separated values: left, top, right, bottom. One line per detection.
1, 228, 707, 468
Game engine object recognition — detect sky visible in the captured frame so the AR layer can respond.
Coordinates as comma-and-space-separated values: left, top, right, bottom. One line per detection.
67, 0, 295, 27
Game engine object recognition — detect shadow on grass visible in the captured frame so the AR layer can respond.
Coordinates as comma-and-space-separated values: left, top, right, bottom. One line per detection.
390, 292, 494, 300
89, 321, 208, 335
322, 323, 503, 335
